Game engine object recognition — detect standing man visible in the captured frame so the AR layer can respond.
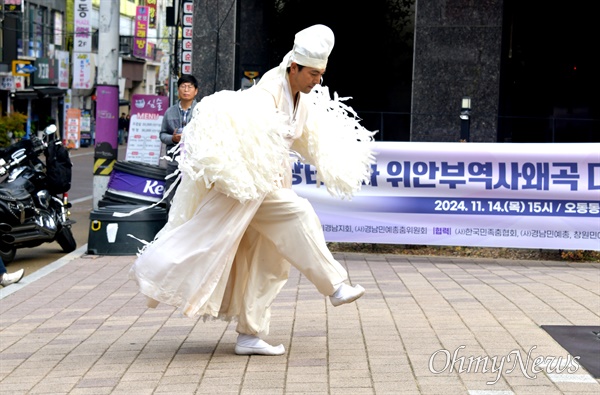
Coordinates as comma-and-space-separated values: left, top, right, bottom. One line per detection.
130, 25, 375, 355
159, 74, 199, 209
118, 113, 128, 145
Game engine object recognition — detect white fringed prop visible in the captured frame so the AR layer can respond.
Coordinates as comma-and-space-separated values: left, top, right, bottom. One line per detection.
178, 89, 291, 204
178, 84, 376, 205
293, 85, 377, 198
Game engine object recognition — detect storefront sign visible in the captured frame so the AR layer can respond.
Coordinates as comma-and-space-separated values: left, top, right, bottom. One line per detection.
65, 108, 81, 149
133, 6, 149, 58
74, 0, 92, 52
125, 94, 169, 165
33, 58, 59, 85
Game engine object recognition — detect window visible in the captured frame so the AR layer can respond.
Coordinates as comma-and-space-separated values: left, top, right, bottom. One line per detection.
26, 4, 47, 57
30, 5, 42, 57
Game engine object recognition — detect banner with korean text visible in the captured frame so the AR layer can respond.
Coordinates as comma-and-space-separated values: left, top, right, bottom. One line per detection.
72, 52, 94, 89
293, 142, 600, 251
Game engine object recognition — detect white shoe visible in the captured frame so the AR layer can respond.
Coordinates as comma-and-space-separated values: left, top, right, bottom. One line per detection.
329, 283, 365, 307
235, 334, 285, 356
0, 269, 25, 287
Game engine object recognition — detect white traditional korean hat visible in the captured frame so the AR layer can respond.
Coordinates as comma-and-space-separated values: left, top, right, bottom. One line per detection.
288, 24, 335, 69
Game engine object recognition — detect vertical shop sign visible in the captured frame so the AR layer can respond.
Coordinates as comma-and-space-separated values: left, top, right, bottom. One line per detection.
147, 42, 156, 60
72, 52, 93, 89
66, 108, 81, 149
134, 6, 149, 58
181, 0, 194, 74
74, 0, 92, 52
56, 50, 70, 89
80, 110, 92, 145
147, 0, 157, 29
54, 12, 63, 46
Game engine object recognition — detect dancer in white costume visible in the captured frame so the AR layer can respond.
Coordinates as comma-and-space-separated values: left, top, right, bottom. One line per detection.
129, 24, 376, 356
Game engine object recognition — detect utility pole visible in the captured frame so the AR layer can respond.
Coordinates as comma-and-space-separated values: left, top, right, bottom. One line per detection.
92, 0, 120, 209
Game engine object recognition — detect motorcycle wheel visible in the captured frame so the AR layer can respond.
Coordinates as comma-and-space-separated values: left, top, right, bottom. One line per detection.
56, 227, 77, 253
0, 242, 16, 264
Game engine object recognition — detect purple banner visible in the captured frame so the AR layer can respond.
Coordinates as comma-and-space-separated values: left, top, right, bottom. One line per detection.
94, 85, 119, 163
107, 171, 165, 201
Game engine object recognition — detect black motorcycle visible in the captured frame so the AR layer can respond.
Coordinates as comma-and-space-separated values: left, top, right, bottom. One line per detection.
0, 125, 76, 264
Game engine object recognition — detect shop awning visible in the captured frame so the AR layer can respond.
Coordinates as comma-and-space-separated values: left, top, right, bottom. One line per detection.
34, 87, 66, 98
11, 90, 38, 99
11, 87, 66, 99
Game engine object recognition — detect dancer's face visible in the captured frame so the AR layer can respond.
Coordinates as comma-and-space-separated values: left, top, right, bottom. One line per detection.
289, 63, 325, 95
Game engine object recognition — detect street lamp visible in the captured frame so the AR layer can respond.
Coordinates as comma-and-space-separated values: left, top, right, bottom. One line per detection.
460, 96, 471, 142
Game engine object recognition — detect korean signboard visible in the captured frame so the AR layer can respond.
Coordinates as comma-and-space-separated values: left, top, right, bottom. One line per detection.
133, 6, 149, 58
74, 0, 92, 53
125, 94, 169, 165
181, 0, 194, 75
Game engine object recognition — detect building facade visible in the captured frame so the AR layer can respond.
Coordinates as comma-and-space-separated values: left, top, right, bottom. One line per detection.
0, 0, 169, 143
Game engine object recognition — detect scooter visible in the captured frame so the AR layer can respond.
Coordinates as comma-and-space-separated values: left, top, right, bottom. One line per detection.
0, 125, 76, 264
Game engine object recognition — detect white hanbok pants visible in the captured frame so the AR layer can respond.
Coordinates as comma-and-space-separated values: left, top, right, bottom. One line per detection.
232, 188, 348, 335
131, 187, 347, 336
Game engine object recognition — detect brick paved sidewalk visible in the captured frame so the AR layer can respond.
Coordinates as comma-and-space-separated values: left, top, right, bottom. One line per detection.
1, 251, 599, 394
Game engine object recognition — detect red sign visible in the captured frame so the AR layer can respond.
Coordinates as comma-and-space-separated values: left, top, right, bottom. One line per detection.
147, 0, 157, 29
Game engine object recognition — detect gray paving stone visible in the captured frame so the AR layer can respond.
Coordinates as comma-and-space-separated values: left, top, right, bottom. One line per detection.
0, 253, 598, 394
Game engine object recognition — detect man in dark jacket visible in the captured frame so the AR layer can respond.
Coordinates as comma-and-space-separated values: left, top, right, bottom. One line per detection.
159, 74, 199, 209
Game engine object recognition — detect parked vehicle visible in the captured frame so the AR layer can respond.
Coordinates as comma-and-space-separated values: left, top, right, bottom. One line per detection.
0, 125, 76, 263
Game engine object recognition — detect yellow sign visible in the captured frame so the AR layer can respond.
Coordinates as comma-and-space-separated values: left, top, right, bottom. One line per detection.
12, 60, 32, 77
